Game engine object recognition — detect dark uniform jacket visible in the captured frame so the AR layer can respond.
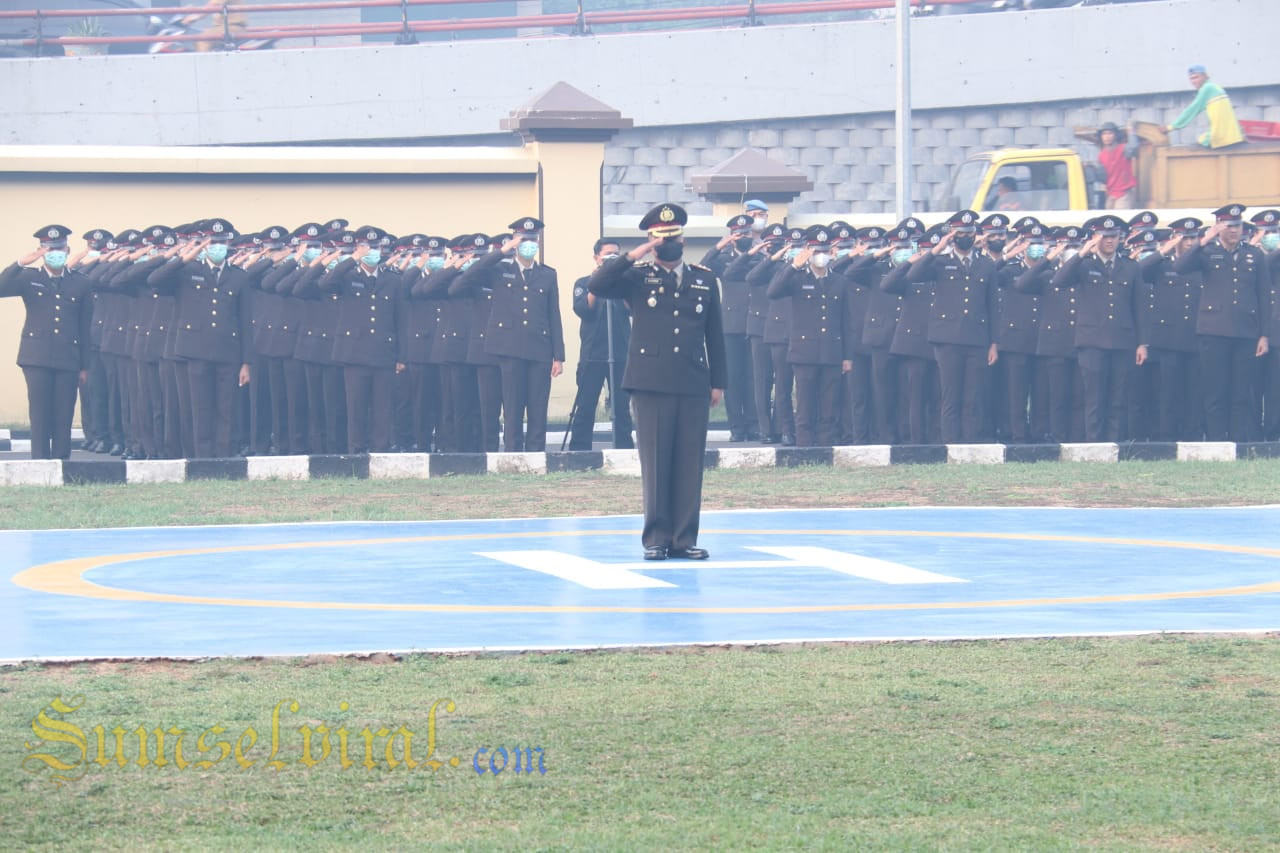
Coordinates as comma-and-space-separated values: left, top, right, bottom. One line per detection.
995, 259, 1040, 355
767, 264, 848, 365
882, 261, 933, 359
728, 253, 770, 338
702, 246, 752, 336
456, 251, 565, 363
320, 258, 403, 369
1015, 258, 1078, 359
1051, 253, 1141, 350
148, 257, 250, 364
0, 263, 91, 371
1174, 240, 1267, 339
589, 256, 728, 396
746, 258, 792, 346
841, 255, 901, 350
573, 274, 632, 363
905, 250, 998, 347
288, 262, 341, 365
1137, 253, 1200, 352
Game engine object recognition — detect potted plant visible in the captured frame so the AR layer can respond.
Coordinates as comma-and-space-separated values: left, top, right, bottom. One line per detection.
64, 17, 109, 57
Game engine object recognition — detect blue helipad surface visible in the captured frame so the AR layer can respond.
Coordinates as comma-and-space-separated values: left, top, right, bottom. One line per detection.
4, 507, 1280, 660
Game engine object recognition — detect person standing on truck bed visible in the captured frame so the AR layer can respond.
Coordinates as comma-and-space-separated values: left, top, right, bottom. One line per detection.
1166, 65, 1244, 149
1096, 122, 1140, 209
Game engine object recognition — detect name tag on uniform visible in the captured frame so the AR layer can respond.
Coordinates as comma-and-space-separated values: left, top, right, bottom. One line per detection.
644, 276, 662, 287
689, 282, 711, 291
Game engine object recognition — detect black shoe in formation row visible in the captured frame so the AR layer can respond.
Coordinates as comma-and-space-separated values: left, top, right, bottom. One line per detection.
642, 546, 710, 561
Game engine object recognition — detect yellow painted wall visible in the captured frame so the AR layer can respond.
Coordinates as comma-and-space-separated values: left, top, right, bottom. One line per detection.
0, 144, 607, 425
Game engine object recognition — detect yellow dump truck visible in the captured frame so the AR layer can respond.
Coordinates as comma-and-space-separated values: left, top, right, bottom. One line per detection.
934, 121, 1280, 213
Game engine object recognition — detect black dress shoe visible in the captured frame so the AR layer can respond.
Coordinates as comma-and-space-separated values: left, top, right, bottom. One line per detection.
729, 433, 745, 442
108, 444, 123, 456
780, 434, 795, 447
761, 434, 781, 444
668, 547, 710, 560
643, 546, 668, 561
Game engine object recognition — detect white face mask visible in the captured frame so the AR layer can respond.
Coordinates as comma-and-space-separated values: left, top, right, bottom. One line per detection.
750, 216, 767, 232
810, 252, 831, 270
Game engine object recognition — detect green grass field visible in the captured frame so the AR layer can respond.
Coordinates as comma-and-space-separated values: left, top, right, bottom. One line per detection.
3, 462, 1280, 850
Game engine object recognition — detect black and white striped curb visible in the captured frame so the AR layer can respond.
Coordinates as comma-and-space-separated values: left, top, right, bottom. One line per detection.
0, 441, 1276, 486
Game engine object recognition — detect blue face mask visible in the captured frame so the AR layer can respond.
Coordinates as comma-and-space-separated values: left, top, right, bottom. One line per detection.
786, 248, 800, 261
206, 243, 228, 265
86, 249, 101, 259
892, 248, 914, 266
835, 247, 850, 259
326, 259, 340, 272
1262, 233, 1280, 252
303, 247, 322, 263
362, 249, 381, 266
518, 241, 539, 260
1027, 244, 1047, 261
461, 259, 475, 271
44, 250, 68, 270
426, 255, 446, 271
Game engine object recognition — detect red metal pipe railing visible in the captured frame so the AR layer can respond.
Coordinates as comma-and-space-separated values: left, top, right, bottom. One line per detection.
5, 0, 979, 51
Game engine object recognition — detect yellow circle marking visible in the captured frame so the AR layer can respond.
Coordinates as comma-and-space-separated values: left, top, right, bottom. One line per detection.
11, 528, 1280, 614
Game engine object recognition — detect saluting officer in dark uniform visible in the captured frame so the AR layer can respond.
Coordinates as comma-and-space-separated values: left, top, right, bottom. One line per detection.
994, 218, 1047, 444
589, 203, 727, 562
1052, 215, 1146, 442
455, 218, 565, 453
148, 219, 252, 458
73, 227, 112, 452
0, 225, 92, 459
905, 210, 999, 444
1172, 203, 1270, 441
1132, 223, 1202, 441
748, 227, 803, 446
1251, 209, 1280, 440
767, 225, 850, 447
320, 226, 404, 454
883, 226, 942, 444
738, 223, 786, 444
701, 215, 758, 441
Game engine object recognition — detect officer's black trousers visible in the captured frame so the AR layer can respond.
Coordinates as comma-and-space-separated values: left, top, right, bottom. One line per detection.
23, 366, 79, 460
868, 348, 899, 444
476, 363, 503, 453
842, 353, 873, 444
1199, 334, 1258, 441
750, 336, 774, 438
722, 333, 755, 438
568, 360, 632, 450
933, 343, 989, 444
343, 365, 393, 454
1077, 346, 1129, 442
768, 343, 795, 438
497, 356, 551, 453
186, 359, 239, 458
791, 362, 841, 447
631, 389, 710, 552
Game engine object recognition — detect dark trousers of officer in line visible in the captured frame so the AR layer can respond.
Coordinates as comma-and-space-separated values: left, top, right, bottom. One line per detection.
134, 360, 163, 458
446, 363, 481, 453
186, 359, 239, 458
1077, 347, 1129, 442
343, 365, 393, 454
750, 336, 774, 439
406, 363, 440, 452
768, 344, 795, 439
477, 364, 503, 453
999, 352, 1035, 443
842, 354, 873, 444
632, 390, 710, 553
722, 333, 755, 438
1145, 349, 1200, 441
792, 363, 841, 447
1199, 335, 1258, 441
933, 343, 989, 444
497, 356, 551, 453
161, 358, 190, 458
1261, 350, 1280, 441
868, 349, 899, 444
23, 366, 79, 459
568, 359, 633, 450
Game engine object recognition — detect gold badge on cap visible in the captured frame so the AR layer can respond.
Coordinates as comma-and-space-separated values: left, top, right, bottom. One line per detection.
660, 207, 675, 223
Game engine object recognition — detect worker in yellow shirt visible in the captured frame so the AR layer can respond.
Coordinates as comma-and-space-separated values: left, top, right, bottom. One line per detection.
1166, 64, 1244, 149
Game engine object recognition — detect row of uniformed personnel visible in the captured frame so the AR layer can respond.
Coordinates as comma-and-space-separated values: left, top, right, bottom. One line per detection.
702, 203, 1280, 446
0, 217, 566, 459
